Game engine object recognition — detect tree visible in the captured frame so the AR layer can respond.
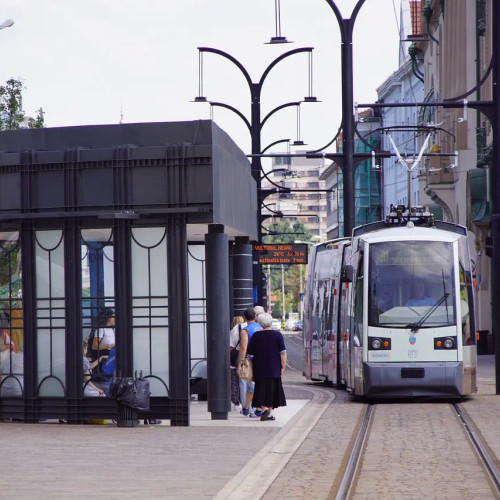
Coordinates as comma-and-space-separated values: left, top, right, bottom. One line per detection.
262, 220, 312, 319
0, 78, 45, 130
262, 220, 312, 245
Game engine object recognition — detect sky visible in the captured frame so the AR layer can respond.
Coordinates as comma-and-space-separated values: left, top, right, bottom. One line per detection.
1, 0, 409, 160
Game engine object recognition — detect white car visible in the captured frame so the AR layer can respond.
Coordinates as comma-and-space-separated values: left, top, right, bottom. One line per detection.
271, 318, 281, 330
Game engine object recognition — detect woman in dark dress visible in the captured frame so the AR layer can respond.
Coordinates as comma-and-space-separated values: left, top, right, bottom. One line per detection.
247, 313, 287, 421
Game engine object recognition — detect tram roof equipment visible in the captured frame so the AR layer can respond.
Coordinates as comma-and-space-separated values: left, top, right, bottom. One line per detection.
353, 204, 467, 237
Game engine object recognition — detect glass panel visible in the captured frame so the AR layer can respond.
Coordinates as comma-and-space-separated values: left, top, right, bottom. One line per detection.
36, 230, 66, 396
0, 232, 23, 397
131, 228, 168, 396
81, 228, 114, 397
368, 241, 456, 329
188, 245, 206, 368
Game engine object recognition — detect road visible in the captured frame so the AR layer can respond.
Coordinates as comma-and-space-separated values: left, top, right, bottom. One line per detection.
283, 331, 303, 372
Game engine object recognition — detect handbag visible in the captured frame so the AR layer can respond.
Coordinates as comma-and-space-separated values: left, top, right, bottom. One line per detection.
239, 356, 253, 382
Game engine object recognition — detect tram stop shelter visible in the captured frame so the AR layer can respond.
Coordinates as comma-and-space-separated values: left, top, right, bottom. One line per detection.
0, 120, 258, 425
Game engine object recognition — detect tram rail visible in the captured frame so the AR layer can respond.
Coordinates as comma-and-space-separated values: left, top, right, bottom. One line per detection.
333, 402, 500, 500
453, 403, 500, 495
335, 404, 374, 500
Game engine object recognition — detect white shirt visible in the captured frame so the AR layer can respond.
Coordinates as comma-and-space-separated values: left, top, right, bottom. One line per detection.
229, 322, 247, 349
96, 327, 115, 346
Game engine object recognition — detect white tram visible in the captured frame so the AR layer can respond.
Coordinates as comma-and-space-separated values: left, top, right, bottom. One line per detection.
303, 206, 477, 398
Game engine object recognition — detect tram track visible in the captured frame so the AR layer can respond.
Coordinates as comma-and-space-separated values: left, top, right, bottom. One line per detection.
333, 401, 500, 500
335, 403, 374, 500
453, 402, 500, 496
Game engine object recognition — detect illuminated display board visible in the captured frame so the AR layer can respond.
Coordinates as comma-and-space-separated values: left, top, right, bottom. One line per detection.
254, 244, 308, 264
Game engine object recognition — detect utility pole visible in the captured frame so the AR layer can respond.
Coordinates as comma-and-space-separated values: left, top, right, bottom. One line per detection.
492, 0, 500, 394
281, 264, 285, 324
267, 264, 272, 313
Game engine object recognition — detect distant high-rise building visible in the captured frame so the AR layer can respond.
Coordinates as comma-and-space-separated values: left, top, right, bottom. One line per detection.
261, 152, 327, 239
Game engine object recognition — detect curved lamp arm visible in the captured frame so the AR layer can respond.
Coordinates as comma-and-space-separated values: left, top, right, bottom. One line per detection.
262, 138, 290, 154
209, 102, 251, 132
307, 122, 342, 154
259, 47, 313, 87
324, 0, 366, 40
261, 102, 301, 130
198, 47, 253, 90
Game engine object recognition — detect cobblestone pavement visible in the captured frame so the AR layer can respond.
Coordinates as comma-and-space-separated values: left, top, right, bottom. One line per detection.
353, 403, 496, 499
263, 400, 362, 500
2, 355, 500, 499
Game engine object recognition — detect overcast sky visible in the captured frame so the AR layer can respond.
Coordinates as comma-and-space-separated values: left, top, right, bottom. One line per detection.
2, 0, 409, 158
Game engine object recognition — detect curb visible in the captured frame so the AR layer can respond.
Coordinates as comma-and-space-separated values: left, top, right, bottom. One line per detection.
215, 385, 335, 499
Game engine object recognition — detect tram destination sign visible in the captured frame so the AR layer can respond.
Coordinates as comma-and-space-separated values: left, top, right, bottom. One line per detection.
254, 244, 308, 265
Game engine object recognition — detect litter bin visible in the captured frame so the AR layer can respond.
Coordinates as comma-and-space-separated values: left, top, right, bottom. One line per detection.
117, 401, 139, 427
109, 373, 150, 427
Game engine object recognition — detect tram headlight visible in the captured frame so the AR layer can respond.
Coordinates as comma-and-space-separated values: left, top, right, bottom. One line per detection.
368, 336, 391, 350
434, 336, 457, 350
444, 337, 455, 349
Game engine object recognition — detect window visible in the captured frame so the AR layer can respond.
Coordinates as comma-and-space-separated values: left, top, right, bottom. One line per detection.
368, 241, 456, 329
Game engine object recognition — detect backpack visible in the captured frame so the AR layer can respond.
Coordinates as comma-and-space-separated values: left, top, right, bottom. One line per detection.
86, 328, 96, 360
230, 325, 241, 367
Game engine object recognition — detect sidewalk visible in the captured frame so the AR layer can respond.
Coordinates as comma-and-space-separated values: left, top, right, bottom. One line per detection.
2, 356, 499, 500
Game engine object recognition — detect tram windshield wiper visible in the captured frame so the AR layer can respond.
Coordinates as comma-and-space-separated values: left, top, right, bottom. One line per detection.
406, 293, 450, 332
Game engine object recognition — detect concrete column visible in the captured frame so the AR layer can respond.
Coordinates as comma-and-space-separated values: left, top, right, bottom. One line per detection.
205, 224, 230, 419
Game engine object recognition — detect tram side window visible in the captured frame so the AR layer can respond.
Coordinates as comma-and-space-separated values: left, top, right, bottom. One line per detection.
353, 251, 363, 347
459, 264, 474, 345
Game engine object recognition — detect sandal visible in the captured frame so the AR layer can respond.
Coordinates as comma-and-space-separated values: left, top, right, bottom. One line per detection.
260, 410, 275, 421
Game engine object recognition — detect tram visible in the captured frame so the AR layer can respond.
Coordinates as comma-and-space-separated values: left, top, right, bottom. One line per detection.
303, 206, 477, 398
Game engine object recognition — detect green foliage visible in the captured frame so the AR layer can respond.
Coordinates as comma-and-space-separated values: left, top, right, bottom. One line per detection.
28, 108, 45, 129
0, 78, 45, 130
262, 220, 311, 318
262, 220, 312, 245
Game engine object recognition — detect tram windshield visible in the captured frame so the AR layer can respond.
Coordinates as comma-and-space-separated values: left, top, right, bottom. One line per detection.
368, 241, 456, 329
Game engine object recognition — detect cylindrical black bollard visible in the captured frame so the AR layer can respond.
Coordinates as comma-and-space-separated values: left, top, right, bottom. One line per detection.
232, 236, 254, 316
205, 224, 231, 419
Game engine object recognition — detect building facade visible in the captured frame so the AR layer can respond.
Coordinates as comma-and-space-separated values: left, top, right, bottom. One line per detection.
262, 152, 328, 239
412, 0, 492, 348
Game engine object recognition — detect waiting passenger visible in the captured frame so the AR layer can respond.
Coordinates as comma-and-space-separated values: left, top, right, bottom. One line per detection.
83, 341, 106, 397
90, 307, 115, 361
406, 281, 435, 307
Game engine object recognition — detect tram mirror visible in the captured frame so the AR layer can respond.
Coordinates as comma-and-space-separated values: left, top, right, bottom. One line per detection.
342, 265, 353, 283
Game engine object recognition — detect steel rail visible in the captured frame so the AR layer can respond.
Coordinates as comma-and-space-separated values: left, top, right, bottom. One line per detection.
335, 403, 374, 500
453, 403, 500, 494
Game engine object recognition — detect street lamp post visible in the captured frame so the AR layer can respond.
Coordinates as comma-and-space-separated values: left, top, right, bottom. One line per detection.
294, 239, 315, 321
196, 46, 315, 305
270, 0, 367, 235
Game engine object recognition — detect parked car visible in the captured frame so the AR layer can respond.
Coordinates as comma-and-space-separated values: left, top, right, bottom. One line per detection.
271, 318, 282, 330
285, 318, 299, 331
294, 320, 303, 331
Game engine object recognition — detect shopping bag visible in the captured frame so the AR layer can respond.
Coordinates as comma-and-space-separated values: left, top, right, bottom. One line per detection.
239, 357, 253, 382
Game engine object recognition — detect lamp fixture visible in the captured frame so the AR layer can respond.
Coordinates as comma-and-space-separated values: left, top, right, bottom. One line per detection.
292, 106, 306, 146
266, 0, 292, 44
304, 52, 318, 102
193, 51, 207, 102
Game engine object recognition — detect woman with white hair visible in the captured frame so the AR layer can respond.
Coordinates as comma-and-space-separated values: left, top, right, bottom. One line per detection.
247, 312, 287, 421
